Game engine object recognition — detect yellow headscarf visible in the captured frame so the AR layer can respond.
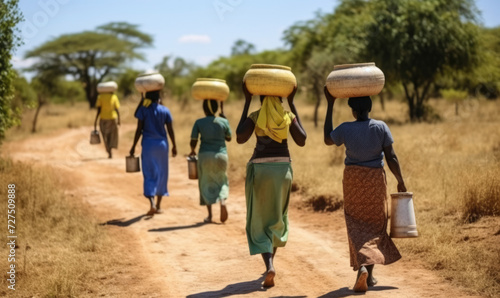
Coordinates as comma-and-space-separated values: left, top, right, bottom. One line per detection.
255, 96, 291, 143
142, 98, 152, 107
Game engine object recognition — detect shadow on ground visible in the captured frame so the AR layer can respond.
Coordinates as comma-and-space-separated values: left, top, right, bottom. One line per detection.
186, 275, 282, 298
318, 286, 399, 297
148, 221, 212, 232
100, 214, 146, 227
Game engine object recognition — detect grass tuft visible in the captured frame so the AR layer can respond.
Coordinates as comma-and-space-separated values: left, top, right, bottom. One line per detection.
462, 170, 500, 223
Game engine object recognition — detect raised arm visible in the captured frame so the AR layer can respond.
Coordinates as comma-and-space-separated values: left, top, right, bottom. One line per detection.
236, 82, 255, 144
287, 86, 306, 147
323, 86, 336, 146
383, 144, 407, 192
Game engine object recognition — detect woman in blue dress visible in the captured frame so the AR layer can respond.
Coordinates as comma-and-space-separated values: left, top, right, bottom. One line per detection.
130, 89, 177, 216
189, 100, 232, 223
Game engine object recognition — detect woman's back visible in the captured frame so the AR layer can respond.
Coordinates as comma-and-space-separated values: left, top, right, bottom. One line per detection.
248, 109, 295, 159
192, 116, 231, 153
330, 119, 393, 168
136, 103, 172, 140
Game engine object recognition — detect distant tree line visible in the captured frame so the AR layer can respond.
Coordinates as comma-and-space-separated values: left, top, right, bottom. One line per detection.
7, 0, 500, 137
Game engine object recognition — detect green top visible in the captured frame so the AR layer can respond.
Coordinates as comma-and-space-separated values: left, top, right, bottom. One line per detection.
191, 116, 232, 154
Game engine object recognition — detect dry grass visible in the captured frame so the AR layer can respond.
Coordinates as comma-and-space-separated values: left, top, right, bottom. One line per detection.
0, 158, 121, 297
461, 168, 500, 223
6, 94, 500, 296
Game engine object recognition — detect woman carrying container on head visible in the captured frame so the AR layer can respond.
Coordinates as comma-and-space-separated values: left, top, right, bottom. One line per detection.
130, 73, 177, 216
323, 87, 407, 292
236, 66, 307, 287
94, 81, 120, 159
189, 99, 232, 223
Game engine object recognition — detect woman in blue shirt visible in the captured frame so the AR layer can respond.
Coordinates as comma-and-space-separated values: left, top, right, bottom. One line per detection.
323, 87, 406, 293
130, 90, 177, 216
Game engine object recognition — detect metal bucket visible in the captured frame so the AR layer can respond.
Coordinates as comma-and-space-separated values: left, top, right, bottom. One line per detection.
126, 156, 140, 173
390, 192, 418, 238
90, 130, 101, 145
187, 156, 198, 180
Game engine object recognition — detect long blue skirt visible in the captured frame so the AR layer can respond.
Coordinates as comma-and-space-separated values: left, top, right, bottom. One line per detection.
141, 138, 169, 197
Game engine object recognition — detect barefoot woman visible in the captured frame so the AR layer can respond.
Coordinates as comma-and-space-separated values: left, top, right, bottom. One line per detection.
189, 99, 232, 223
236, 83, 307, 287
323, 87, 407, 292
130, 79, 177, 216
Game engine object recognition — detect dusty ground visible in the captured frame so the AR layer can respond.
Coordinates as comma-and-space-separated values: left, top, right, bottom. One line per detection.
3, 125, 483, 297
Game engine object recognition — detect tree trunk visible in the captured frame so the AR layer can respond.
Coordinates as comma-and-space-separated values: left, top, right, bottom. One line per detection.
32, 95, 45, 133
83, 73, 98, 108
379, 91, 386, 111
403, 83, 416, 121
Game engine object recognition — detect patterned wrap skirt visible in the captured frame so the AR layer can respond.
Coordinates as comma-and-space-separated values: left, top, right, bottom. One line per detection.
197, 151, 229, 205
99, 119, 118, 151
245, 161, 292, 255
343, 165, 401, 271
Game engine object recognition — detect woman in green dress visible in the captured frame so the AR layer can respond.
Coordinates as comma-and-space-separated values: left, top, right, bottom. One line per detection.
236, 83, 307, 287
189, 100, 232, 223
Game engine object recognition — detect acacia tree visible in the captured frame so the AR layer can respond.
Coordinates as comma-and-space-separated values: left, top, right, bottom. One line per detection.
26, 22, 153, 108
365, 0, 479, 121
0, 0, 23, 140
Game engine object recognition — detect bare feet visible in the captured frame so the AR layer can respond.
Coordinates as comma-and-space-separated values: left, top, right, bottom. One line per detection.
353, 266, 368, 292
263, 268, 276, 288
220, 203, 228, 223
146, 207, 156, 216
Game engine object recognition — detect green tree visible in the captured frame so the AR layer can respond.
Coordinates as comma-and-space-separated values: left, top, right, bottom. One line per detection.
155, 56, 196, 103
230, 39, 256, 56
195, 49, 291, 99
116, 68, 142, 98
365, 0, 479, 121
12, 73, 36, 115
0, 0, 23, 140
283, 1, 372, 126
26, 22, 153, 108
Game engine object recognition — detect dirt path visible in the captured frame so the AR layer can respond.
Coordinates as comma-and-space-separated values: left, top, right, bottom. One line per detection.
3, 126, 480, 297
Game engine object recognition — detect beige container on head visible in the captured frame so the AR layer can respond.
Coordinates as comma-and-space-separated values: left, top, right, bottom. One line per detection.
191, 78, 230, 101
390, 192, 418, 238
134, 72, 165, 93
243, 64, 297, 97
326, 62, 385, 98
97, 81, 118, 94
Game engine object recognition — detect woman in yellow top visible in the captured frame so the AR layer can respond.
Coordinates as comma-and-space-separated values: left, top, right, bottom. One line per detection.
236, 83, 307, 288
94, 92, 120, 158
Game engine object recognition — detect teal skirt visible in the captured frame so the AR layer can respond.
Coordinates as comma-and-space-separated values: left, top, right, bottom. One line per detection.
197, 151, 229, 205
245, 162, 292, 255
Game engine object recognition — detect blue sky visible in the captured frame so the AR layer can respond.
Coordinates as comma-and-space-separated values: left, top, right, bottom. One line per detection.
12, 0, 500, 72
